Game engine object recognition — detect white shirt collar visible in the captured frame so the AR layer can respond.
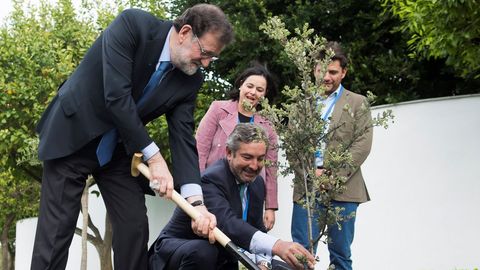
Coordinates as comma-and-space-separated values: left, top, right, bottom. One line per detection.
158, 27, 173, 62
328, 84, 343, 99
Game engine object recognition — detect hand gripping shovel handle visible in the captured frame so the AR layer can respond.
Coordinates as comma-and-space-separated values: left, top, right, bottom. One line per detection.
131, 153, 260, 270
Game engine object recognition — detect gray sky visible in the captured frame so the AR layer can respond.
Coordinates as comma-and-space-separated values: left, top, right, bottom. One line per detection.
0, 0, 87, 22
0, 0, 14, 21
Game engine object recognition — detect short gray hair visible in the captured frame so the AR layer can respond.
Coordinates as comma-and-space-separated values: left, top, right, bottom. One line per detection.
173, 4, 234, 46
226, 123, 269, 154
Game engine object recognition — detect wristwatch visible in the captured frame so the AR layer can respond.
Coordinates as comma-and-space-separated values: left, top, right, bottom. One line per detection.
190, 200, 204, 207
258, 260, 272, 270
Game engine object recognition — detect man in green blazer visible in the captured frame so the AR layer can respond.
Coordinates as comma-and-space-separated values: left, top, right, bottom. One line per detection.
291, 42, 373, 270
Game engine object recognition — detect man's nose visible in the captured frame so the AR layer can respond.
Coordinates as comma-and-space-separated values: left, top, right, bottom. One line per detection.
200, 58, 212, 68
249, 160, 259, 170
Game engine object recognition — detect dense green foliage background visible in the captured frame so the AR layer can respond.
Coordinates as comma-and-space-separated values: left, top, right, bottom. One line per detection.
384, 0, 480, 79
170, 0, 480, 104
0, 0, 168, 266
0, 0, 478, 266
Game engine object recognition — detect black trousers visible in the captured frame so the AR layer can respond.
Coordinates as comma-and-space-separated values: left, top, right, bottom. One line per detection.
164, 239, 220, 270
31, 138, 149, 270
151, 237, 292, 270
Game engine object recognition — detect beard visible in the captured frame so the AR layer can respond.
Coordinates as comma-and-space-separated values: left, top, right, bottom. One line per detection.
171, 46, 201, 75
322, 81, 340, 95
230, 163, 260, 184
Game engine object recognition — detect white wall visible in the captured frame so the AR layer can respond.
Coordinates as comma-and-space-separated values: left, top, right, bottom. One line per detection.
353, 94, 480, 270
15, 189, 175, 270
17, 94, 480, 269
270, 94, 480, 269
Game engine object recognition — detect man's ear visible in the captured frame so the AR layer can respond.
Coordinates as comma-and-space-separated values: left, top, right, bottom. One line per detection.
226, 147, 232, 159
177, 24, 193, 43
341, 68, 348, 79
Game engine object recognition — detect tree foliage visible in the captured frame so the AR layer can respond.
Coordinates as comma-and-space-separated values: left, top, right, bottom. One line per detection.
169, 0, 480, 106
384, 0, 480, 78
0, 0, 98, 266
259, 16, 394, 260
0, 0, 168, 180
0, 0, 94, 182
0, 169, 40, 270
0, 0, 166, 267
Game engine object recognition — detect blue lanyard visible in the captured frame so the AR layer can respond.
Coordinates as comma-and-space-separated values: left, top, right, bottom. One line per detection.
315, 85, 344, 161
321, 85, 343, 121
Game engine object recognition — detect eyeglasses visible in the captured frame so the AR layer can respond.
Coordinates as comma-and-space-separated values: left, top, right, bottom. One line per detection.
193, 33, 219, 62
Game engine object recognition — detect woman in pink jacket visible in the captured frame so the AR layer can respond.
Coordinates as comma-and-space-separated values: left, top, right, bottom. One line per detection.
196, 64, 279, 230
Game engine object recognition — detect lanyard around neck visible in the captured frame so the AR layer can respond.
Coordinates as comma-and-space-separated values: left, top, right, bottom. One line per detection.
321, 85, 344, 121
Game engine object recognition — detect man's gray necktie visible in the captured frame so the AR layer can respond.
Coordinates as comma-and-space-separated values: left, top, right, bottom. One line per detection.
96, 61, 172, 166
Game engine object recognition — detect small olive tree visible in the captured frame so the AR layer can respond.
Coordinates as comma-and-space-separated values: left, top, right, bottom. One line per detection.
259, 17, 393, 266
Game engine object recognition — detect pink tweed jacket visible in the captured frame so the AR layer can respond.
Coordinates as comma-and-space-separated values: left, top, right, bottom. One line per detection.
196, 100, 279, 209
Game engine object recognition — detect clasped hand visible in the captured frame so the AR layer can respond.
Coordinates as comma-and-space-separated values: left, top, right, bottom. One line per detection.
147, 152, 173, 198
147, 152, 216, 243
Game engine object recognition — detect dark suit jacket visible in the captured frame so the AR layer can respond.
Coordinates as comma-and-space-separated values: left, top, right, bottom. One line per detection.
149, 158, 267, 269
36, 9, 202, 187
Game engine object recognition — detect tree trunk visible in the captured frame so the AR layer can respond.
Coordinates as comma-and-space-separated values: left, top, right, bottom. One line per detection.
1, 214, 14, 270
99, 214, 113, 270
300, 161, 315, 255
74, 177, 113, 270
7, 244, 13, 270
80, 179, 91, 270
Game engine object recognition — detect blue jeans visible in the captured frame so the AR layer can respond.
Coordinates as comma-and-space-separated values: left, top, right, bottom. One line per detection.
291, 200, 359, 270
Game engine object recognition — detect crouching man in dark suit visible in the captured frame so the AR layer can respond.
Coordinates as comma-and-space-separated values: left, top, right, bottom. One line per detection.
149, 123, 315, 270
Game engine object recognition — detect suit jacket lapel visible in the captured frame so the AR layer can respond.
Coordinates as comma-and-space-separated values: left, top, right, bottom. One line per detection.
133, 21, 173, 101
224, 159, 244, 218
219, 101, 238, 138
135, 21, 178, 117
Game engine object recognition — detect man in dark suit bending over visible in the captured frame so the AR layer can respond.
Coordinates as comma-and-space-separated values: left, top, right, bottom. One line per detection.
149, 123, 315, 270
32, 4, 234, 270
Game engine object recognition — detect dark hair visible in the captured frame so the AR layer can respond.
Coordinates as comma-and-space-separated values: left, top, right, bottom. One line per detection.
317, 41, 348, 69
173, 4, 234, 46
226, 123, 269, 154
227, 63, 278, 107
